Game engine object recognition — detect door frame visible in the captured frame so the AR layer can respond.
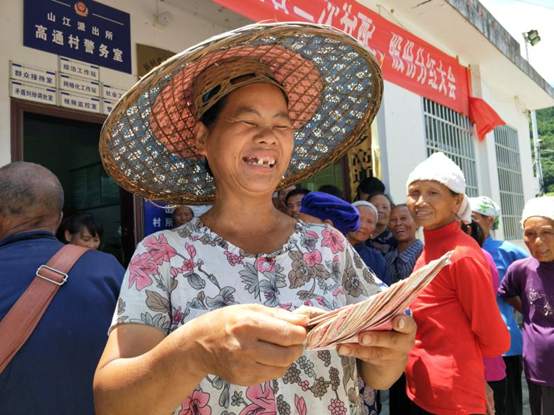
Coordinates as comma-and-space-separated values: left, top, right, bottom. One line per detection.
10, 98, 140, 262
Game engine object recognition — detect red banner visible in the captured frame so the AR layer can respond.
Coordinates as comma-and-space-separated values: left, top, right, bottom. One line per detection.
213, 0, 470, 115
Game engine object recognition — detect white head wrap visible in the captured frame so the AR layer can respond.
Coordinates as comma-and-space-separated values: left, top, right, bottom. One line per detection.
406, 152, 471, 224
352, 200, 378, 220
470, 196, 501, 230
521, 196, 554, 227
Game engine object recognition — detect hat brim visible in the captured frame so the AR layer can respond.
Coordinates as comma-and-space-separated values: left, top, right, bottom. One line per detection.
100, 22, 383, 204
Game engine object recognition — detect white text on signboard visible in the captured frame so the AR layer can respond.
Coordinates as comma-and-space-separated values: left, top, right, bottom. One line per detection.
60, 91, 100, 113
10, 80, 57, 105
59, 56, 99, 81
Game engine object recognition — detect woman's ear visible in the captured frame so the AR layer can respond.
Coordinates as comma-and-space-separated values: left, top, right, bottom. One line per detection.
64, 229, 72, 243
193, 122, 209, 156
453, 193, 464, 214
323, 219, 334, 227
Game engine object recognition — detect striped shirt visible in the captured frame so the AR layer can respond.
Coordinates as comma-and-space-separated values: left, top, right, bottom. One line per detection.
384, 239, 424, 284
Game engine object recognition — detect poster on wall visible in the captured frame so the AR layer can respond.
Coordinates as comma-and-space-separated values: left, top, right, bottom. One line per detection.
143, 201, 174, 236
23, 0, 131, 74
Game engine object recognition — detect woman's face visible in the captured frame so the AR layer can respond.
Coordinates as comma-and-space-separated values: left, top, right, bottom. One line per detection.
389, 205, 418, 243
406, 180, 462, 230
523, 216, 554, 262
195, 83, 294, 199
349, 206, 377, 244
369, 194, 391, 228
173, 206, 193, 227
286, 193, 305, 217
65, 227, 101, 250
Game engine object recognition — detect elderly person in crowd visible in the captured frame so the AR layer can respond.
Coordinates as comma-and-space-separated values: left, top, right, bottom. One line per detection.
384, 203, 423, 415
367, 192, 397, 255
93, 23, 415, 415
462, 220, 508, 415
299, 191, 359, 234
0, 162, 124, 415
172, 205, 194, 228
404, 152, 509, 415
274, 184, 296, 212
348, 201, 386, 282
385, 204, 423, 286
499, 196, 554, 415
470, 196, 528, 415
285, 188, 310, 218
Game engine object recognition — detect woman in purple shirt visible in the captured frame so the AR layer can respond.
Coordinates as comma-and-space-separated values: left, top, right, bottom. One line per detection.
499, 196, 554, 415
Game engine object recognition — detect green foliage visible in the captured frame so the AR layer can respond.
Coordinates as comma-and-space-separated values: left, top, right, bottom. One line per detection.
537, 107, 554, 192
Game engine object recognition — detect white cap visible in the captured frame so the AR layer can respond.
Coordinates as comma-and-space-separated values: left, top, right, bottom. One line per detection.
352, 200, 378, 219
406, 152, 471, 224
521, 196, 554, 227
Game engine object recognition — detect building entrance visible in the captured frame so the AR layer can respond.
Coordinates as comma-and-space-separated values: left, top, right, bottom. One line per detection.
11, 99, 135, 264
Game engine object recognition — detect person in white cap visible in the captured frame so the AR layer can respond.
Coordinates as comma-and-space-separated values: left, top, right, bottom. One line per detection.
498, 196, 554, 415
470, 196, 528, 415
403, 152, 510, 415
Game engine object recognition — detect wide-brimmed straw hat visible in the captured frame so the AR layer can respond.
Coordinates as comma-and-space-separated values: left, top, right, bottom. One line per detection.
100, 22, 383, 204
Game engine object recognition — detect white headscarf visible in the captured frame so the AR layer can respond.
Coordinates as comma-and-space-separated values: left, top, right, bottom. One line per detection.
521, 196, 554, 227
352, 200, 378, 220
470, 196, 501, 230
406, 152, 471, 224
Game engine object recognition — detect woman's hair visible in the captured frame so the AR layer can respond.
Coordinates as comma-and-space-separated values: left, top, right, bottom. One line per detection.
368, 192, 395, 208
199, 95, 229, 129
461, 220, 485, 247
285, 188, 310, 205
356, 176, 385, 198
58, 213, 103, 240
318, 184, 344, 200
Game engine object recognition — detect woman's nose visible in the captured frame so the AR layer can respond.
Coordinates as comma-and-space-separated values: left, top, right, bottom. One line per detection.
254, 127, 277, 145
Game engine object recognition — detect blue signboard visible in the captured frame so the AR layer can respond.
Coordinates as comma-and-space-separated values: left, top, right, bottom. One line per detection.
143, 201, 174, 237
24, 0, 131, 74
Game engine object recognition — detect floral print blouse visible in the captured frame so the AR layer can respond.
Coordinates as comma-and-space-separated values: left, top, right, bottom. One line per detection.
111, 218, 386, 415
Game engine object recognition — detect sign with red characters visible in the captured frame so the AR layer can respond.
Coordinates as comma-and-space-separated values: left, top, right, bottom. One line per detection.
213, 0, 470, 115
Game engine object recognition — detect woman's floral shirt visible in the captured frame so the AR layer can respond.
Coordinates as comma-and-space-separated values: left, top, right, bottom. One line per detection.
111, 218, 386, 415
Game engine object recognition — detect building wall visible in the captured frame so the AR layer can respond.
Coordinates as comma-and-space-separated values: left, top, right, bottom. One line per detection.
0, 1, 540, 243
0, 0, 237, 166
379, 81, 427, 205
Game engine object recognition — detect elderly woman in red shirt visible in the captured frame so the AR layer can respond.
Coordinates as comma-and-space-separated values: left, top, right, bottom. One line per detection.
404, 152, 510, 415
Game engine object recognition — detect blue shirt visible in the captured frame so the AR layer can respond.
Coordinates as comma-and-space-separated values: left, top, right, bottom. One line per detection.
0, 231, 124, 415
384, 239, 424, 285
483, 236, 528, 356
354, 243, 387, 283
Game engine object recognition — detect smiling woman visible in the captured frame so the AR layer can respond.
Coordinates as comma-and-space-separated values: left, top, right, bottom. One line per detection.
93, 22, 418, 415
402, 152, 510, 414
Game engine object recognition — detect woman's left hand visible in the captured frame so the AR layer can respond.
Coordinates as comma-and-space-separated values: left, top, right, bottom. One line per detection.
337, 314, 417, 389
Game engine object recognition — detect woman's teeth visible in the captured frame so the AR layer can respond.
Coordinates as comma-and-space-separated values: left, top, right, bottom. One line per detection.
244, 156, 276, 167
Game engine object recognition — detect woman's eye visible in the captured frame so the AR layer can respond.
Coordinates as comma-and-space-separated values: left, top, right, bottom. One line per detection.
240, 120, 257, 126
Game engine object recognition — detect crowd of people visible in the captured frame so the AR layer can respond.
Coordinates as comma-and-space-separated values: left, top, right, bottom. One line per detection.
1, 21, 552, 415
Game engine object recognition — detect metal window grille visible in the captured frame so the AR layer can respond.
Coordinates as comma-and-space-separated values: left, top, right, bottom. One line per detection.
423, 98, 479, 196
494, 125, 524, 240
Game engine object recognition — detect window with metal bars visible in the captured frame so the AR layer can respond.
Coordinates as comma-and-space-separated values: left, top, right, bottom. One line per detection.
423, 98, 479, 196
494, 125, 524, 240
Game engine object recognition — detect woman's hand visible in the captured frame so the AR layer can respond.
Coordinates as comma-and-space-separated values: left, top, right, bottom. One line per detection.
188, 304, 308, 386
485, 383, 495, 414
337, 314, 417, 390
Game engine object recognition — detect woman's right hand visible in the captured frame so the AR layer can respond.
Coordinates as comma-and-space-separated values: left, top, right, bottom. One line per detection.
186, 304, 308, 385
